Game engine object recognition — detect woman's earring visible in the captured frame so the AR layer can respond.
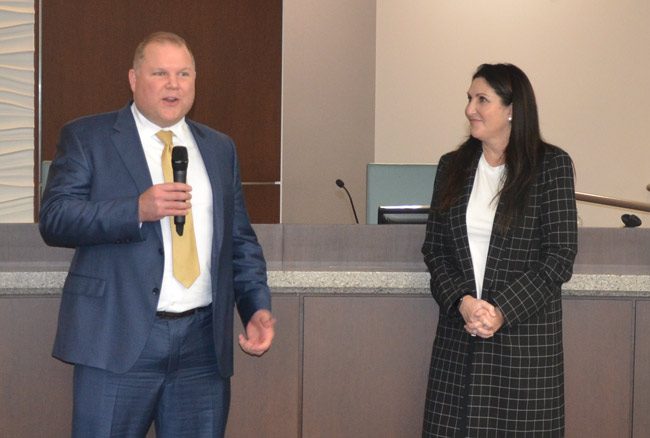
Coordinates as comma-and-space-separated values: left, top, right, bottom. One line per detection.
508, 115, 512, 122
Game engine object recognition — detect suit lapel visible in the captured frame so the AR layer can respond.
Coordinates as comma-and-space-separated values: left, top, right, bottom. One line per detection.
110, 105, 162, 244
450, 151, 481, 290
480, 162, 511, 297
481, 203, 508, 297
188, 121, 224, 257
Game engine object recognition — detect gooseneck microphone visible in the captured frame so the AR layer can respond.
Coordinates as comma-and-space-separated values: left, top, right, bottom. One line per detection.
171, 146, 189, 236
335, 179, 359, 224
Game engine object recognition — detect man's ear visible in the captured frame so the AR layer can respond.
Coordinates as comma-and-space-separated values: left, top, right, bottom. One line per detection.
128, 69, 136, 93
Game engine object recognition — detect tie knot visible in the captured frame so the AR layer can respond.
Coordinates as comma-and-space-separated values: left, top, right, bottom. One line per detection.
156, 130, 174, 147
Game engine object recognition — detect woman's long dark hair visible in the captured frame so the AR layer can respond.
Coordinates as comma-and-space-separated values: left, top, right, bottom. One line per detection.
436, 63, 546, 234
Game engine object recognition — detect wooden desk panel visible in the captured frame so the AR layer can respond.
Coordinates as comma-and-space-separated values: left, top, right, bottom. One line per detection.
633, 300, 650, 438
302, 296, 437, 438
564, 299, 634, 437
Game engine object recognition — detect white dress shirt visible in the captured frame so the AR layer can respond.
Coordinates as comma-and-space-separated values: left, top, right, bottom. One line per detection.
131, 104, 213, 312
466, 153, 505, 299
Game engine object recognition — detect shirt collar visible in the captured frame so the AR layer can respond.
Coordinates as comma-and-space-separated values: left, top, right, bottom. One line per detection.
130, 103, 187, 140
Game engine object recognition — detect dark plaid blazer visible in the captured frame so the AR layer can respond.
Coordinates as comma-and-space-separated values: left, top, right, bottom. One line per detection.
421, 144, 577, 437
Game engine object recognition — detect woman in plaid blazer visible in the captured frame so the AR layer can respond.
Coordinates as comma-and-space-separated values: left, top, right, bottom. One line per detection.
421, 64, 577, 437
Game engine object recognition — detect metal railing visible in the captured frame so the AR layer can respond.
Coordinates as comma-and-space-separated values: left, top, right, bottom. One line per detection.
575, 192, 650, 213
378, 192, 650, 217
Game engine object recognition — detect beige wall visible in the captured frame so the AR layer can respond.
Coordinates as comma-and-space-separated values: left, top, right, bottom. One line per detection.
11, 2, 645, 226
375, 0, 650, 227
284, 0, 650, 226
282, 0, 376, 224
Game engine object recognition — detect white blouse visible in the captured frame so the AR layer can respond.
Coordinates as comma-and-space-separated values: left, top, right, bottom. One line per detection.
466, 153, 505, 299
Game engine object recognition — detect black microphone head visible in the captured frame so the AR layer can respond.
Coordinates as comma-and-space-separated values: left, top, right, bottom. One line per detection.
171, 146, 188, 171
335, 179, 345, 188
621, 214, 642, 228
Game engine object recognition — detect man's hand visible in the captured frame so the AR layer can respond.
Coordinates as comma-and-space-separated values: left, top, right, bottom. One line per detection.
238, 309, 276, 356
139, 182, 192, 222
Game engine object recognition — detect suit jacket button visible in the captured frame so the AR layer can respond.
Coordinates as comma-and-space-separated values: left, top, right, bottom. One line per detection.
158, 248, 164, 255
152, 287, 160, 295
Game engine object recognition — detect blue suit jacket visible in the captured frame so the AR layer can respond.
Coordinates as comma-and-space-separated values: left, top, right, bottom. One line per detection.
39, 104, 271, 377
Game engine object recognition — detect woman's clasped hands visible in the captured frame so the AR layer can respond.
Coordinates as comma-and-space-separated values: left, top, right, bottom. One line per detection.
459, 295, 504, 339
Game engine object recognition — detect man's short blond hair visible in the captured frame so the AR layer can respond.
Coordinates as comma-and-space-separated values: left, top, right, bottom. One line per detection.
132, 31, 195, 69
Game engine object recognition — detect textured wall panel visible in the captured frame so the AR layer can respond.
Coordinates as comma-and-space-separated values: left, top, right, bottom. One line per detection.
0, 2, 34, 222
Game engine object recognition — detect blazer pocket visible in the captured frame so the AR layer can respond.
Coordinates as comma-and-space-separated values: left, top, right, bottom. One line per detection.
63, 273, 106, 297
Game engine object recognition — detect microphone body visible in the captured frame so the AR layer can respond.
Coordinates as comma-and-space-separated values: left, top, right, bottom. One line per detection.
171, 146, 189, 236
335, 179, 359, 224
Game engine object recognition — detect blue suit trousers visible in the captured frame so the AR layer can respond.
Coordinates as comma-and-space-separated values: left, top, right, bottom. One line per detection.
72, 307, 230, 438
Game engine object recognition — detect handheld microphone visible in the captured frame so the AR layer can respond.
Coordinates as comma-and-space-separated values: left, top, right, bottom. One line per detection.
171, 146, 188, 236
335, 179, 359, 224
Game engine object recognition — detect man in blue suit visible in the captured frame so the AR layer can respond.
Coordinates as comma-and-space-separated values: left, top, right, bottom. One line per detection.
39, 31, 275, 437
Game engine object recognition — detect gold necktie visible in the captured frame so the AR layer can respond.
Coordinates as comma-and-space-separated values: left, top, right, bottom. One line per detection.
156, 130, 200, 288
